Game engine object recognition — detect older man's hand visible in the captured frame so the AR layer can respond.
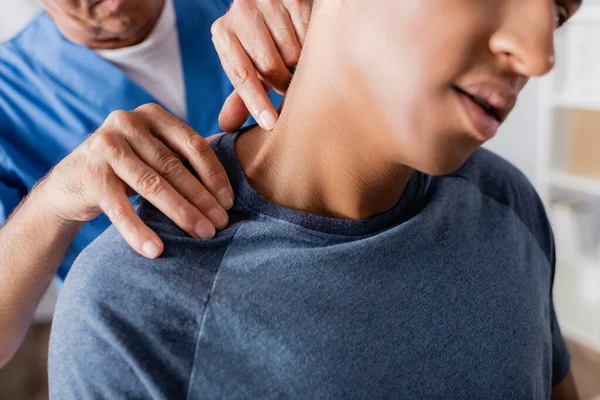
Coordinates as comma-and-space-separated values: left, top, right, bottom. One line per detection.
212, 0, 313, 132
39, 104, 232, 259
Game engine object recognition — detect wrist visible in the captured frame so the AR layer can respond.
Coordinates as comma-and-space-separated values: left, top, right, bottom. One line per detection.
27, 181, 83, 232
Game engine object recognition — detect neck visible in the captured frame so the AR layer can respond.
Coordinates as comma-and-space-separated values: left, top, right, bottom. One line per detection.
236, 47, 413, 220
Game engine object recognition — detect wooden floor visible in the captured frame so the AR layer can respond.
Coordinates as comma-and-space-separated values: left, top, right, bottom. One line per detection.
0, 325, 599, 400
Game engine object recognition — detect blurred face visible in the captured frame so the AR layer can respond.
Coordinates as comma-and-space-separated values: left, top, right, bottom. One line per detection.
41, 0, 164, 49
325, 0, 581, 175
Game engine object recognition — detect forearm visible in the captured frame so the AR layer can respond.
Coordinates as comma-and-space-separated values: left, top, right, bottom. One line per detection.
0, 185, 82, 367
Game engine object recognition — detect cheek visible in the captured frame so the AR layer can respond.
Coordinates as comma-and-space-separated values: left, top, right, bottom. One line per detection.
374, 83, 480, 174
338, 0, 491, 172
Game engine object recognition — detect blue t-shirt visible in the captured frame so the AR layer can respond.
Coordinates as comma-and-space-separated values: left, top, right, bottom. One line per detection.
49, 132, 569, 399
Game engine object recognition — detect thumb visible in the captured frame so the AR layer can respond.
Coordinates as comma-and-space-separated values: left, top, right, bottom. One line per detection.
219, 91, 251, 133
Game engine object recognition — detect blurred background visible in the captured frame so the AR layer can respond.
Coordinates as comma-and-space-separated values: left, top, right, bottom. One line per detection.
1, 1, 599, 399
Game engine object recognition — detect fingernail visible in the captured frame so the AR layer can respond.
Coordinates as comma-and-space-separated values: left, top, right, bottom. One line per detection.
259, 110, 277, 131
217, 188, 234, 209
142, 241, 161, 259
195, 221, 216, 240
208, 208, 229, 229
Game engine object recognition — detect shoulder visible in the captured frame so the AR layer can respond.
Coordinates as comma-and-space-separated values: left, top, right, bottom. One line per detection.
49, 199, 244, 397
57, 199, 243, 316
451, 148, 537, 204
449, 148, 554, 264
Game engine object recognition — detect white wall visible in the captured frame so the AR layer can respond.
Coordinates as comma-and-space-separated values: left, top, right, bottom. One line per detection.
487, 0, 600, 185
0, 0, 41, 41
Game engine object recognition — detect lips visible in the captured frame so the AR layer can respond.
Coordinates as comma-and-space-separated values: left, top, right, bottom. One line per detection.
453, 84, 517, 140
456, 88, 501, 122
456, 89, 500, 139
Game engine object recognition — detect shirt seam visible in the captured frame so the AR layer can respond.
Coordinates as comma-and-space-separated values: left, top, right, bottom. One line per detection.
448, 175, 568, 382
448, 174, 553, 268
185, 221, 247, 400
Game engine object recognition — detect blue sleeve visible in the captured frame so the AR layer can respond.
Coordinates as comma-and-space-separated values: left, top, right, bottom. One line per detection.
48, 200, 236, 398
458, 150, 571, 385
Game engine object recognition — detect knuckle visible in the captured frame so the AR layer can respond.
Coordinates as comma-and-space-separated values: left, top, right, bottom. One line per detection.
95, 133, 117, 148
190, 189, 211, 207
91, 134, 125, 159
257, 57, 281, 77
136, 103, 164, 117
172, 205, 197, 230
258, 0, 276, 9
106, 109, 135, 130
206, 167, 227, 182
230, 65, 253, 87
186, 134, 210, 155
211, 18, 226, 38
157, 153, 184, 178
104, 203, 128, 223
138, 173, 163, 197
86, 133, 105, 153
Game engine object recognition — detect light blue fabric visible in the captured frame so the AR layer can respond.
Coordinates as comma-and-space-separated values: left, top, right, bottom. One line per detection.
49, 131, 570, 399
0, 1, 283, 280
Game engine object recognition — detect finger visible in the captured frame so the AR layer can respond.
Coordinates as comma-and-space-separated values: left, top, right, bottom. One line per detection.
133, 104, 235, 211
99, 187, 164, 259
106, 135, 216, 239
284, 0, 312, 46
219, 90, 251, 132
236, 15, 293, 94
121, 125, 230, 230
212, 24, 279, 131
257, 73, 275, 93
259, 0, 302, 69
219, 75, 274, 132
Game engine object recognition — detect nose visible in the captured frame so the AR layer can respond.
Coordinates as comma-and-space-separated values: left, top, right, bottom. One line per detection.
489, 0, 556, 77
